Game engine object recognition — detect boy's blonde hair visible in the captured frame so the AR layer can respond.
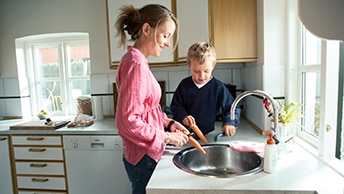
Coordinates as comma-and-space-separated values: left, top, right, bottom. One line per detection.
187, 41, 216, 67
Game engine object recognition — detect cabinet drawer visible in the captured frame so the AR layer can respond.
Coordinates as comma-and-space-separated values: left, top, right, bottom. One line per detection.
16, 162, 65, 175
19, 191, 67, 194
17, 176, 66, 190
14, 147, 63, 160
12, 136, 61, 146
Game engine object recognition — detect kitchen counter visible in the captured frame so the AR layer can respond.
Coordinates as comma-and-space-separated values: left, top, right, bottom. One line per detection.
146, 121, 344, 194
1, 118, 343, 193
0, 117, 117, 135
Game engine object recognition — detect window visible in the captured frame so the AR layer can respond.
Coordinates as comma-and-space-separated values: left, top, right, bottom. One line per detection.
300, 27, 321, 139
26, 33, 90, 116
298, 25, 341, 160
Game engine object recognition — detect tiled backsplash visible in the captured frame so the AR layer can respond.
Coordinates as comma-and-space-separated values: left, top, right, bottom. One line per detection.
0, 78, 22, 118
0, 63, 243, 118
92, 63, 243, 117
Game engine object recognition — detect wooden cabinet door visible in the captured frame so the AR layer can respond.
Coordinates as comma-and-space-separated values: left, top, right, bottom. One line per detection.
209, 0, 257, 62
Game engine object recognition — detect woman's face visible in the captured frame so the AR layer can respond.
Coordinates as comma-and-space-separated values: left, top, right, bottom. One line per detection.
148, 18, 176, 57
189, 58, 214, 84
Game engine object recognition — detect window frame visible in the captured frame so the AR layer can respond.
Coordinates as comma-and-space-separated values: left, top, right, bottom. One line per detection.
296, 25, 341, 161
24, 33, 90, 116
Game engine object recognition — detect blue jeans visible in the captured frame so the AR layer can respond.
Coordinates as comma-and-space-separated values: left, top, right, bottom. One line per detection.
123, 155, 157, 194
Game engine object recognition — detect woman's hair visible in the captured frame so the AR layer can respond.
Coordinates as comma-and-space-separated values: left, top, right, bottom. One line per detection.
115, 4, 179, 49
187, 41, 216, 66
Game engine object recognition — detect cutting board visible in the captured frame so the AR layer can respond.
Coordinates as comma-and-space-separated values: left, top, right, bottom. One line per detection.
10, 120, 70, 130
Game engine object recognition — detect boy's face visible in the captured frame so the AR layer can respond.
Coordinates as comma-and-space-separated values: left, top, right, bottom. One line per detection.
189, 58, 215, 84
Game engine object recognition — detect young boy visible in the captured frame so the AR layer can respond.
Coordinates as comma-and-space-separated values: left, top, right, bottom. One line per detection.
170, 41, 241, 137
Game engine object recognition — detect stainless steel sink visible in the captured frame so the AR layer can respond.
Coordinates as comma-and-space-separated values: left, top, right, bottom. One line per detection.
173, 144, 263, 178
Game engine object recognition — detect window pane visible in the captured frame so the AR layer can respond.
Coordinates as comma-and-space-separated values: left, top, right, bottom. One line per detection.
67, 45, 90, 77
39, 81, 62, 112
35, 46, 60, 78
302, 27, 322, 65
69, 80, 91, 114
301, 72, 321, 137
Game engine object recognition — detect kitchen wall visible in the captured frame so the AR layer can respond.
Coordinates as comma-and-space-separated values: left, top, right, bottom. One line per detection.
0, 0, 243, 118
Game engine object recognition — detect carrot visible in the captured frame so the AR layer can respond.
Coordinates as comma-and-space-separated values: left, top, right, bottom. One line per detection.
188, 136, 206, 155
190, 124, 208, 144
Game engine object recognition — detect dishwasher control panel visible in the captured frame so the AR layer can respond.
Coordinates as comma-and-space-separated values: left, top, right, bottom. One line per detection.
63, 135, 123, 151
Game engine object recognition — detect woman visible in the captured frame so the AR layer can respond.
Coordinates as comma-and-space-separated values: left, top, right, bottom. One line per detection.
114, 4, 189, 194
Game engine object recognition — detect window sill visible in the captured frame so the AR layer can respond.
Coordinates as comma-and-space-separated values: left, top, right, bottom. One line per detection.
296, 137, 344, 177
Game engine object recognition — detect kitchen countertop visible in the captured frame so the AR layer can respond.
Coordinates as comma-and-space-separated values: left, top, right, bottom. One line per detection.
146, 121, 344, 194
1, 118, 343, 193
0, 117, 118, 135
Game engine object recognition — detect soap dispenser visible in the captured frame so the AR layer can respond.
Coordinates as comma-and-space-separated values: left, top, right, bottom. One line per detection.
264, 131, 277, 173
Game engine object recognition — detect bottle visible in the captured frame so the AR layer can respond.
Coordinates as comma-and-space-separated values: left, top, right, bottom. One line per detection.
264, 131, 277, 173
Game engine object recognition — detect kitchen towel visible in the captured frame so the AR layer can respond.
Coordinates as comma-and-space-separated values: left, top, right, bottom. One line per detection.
93, 96, 104, 120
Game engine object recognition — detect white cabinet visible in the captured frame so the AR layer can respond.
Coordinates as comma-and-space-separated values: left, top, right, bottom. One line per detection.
176, 0, 209, 61
107, 0, 175, 67
0, 136, 13, 194
11, 135, 67, 194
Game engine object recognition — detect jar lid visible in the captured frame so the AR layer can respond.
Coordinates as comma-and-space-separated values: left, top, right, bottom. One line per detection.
77, 96, 91, 101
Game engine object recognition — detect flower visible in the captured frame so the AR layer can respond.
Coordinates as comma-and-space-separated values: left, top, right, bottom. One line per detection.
39, 109, 48, 115
276, 101, 302, 124
37, 109, 48, 119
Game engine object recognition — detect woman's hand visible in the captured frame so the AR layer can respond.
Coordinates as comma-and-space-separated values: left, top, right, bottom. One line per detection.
222, 124, 236, 137
165, 119, 189, 147
167, 131, 189, 147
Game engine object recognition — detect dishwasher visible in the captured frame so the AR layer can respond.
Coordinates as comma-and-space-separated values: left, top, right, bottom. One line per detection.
63, 135, 131, 194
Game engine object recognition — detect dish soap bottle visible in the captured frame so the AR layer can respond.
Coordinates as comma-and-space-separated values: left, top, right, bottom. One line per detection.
264, 131, 277, 173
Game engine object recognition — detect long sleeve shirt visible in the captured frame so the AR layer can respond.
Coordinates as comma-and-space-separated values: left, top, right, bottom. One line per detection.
170, 76, 240, 135
115, 46, 166, 165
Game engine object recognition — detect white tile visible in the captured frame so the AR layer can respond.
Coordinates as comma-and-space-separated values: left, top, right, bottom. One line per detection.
5, 98, 22, 116
107, 95, 114, 115
0, 79, 4, 96
168, 70, 189, 91
102, 96, 112, 116
90, 74, 109, 94
213, 68, 232, 84
152, 71, 169, 90
4, 78, 20, 96
108, 72, 116, 93
232, 68, 242, 89
0, 99, 5, 116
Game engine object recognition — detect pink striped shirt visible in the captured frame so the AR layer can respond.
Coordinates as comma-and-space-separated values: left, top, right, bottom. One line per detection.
115, 46, 166, 165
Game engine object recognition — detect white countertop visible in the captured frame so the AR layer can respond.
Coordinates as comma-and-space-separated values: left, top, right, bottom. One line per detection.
146, 121, 344, 194
0, 117, 118, 135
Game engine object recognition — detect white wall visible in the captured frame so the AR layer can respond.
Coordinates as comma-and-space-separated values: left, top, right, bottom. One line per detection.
0, 0, 242, 118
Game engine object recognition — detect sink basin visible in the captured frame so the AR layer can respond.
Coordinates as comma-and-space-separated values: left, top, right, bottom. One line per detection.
173, 144, 263, 178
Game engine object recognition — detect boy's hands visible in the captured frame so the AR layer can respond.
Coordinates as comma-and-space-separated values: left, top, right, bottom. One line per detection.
183, 115, 195, 127
222, 124, 236, 137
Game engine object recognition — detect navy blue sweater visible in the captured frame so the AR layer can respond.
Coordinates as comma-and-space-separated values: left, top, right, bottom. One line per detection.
170, 76, 241, 135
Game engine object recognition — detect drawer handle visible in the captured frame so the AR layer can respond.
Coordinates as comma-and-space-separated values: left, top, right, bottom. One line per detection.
27, 137, 44, 141
28, 148, 46, 152
0, 137, 7, 141
31, 178, 49, 182
30, 163, 47, 168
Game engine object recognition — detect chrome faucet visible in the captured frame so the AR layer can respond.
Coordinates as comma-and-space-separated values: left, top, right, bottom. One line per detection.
230, 90, 280, 144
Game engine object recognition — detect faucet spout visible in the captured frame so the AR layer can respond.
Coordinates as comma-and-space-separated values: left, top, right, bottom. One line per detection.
230, 90, 280, 143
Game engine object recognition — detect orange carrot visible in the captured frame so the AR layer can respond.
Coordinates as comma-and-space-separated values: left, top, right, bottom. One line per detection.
188, 136, 206, 155
190, 124, 208, 144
